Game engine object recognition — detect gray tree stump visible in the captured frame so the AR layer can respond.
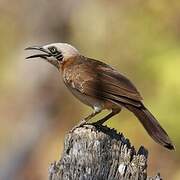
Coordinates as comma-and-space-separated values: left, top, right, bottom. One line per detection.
48, 124, 162, 180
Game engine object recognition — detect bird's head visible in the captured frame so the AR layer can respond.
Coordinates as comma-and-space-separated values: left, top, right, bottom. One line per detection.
25, 43, 80, 69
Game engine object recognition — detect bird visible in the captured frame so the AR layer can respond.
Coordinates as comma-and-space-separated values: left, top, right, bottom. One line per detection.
25, 43, 174, 150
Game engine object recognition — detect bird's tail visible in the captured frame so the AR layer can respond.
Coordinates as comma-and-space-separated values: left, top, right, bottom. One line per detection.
125, 104, 174, 150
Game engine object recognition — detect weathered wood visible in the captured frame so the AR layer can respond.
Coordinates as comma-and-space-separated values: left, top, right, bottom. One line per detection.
49, 124, 162, 180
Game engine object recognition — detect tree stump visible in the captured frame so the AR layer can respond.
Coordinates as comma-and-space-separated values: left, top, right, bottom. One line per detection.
48, 124, 162, 180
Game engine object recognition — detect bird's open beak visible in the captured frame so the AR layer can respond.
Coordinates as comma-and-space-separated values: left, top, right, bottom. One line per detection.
25, 46, 60, 69
25, 46, 52, 60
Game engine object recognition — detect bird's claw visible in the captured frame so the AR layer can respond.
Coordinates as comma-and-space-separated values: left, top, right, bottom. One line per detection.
70, 119, 88, 132
92, 120, 104, 126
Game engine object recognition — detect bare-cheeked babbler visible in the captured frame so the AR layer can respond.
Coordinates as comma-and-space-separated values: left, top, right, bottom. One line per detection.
25, 43, 174, 150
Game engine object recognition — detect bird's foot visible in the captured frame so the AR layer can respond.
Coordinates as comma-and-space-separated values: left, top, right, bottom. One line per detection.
70, 119, 88, 132
92, 119, 105, 126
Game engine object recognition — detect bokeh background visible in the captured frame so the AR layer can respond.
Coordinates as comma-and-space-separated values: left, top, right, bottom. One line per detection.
0, 0, 180, 179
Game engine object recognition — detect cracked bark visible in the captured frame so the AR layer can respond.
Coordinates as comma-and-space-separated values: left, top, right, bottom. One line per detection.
48, 125, 162, 180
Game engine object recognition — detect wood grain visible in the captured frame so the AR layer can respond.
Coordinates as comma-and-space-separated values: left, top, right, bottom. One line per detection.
49, 125, 162, 180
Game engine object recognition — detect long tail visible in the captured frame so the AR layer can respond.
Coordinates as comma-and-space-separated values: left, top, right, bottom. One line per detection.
125, 104, 174, 150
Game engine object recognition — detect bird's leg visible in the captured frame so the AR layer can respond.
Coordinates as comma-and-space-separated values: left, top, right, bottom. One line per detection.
93, 108, 121, 125
71, 108, 102, 132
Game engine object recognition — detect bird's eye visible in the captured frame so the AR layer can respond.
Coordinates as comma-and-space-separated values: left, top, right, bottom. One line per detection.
49, 46, 58, 54
48, 46, 63, 61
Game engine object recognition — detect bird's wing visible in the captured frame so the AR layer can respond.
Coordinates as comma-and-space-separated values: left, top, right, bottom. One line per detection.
69, 57, 143, 107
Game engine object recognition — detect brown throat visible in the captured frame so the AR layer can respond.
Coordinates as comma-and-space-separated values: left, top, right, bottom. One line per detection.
60, 56, 80, 72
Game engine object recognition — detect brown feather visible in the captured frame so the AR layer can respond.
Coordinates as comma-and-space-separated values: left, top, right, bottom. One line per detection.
63, 56, 142, 107
125, 104, 174, 150
62, 55, 174, 150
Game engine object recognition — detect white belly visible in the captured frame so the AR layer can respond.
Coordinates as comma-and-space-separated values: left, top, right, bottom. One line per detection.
66, 84, 104, 111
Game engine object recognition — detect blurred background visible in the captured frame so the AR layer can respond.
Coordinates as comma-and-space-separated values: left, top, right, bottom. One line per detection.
0, 0, 180, 179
